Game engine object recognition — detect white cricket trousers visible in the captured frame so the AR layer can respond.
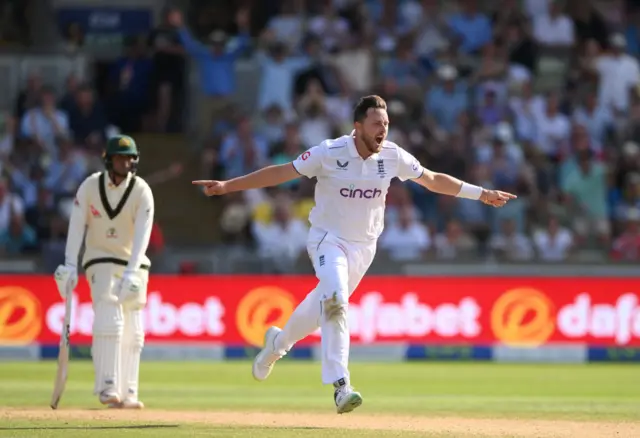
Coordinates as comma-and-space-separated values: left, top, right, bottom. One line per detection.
276, 227, 376, 385
86, 263, 148, 398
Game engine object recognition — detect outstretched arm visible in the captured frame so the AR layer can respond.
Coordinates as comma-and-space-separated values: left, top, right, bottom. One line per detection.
412, 168, 516, 207
395, 146, 516, 207
193, 163, 300, 196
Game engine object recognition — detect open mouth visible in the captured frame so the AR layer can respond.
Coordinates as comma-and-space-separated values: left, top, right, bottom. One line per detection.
375, 135, 384, 145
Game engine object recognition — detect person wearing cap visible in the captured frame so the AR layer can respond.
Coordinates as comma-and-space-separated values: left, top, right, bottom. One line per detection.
54, 135, 154, 409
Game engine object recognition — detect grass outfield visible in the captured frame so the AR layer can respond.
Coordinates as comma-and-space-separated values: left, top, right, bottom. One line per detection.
0, 361, 639, 437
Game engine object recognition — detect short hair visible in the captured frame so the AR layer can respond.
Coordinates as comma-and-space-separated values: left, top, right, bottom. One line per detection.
353, 95, 387, 123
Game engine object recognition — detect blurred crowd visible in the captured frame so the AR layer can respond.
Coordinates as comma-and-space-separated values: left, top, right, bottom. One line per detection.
2, 0, 640, 271
192, 0, 640, 269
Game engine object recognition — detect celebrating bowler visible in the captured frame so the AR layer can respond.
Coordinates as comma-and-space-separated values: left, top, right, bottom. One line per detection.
193, 95, 516, 414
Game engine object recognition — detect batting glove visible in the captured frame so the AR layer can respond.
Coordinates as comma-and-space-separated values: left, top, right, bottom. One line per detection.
116, 270, 143, 304
54, 264, 78, 300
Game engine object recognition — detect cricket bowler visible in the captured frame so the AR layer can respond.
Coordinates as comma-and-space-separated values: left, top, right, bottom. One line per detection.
193, 95, 516, 414
54, 135, 154, 409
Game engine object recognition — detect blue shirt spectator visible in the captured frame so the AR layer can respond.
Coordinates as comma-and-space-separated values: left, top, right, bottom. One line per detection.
20, 87, 69, 157
573, 95, 613, 145
178, 28, 250, 97
382, 47, 428, 88
426, 67, 469, 132
447, 4, 492, 54
44, 142, 87, 197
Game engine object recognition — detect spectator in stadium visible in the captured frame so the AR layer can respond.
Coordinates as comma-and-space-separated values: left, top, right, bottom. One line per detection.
504, 20, 538, 74
219, 116, 268, 180
534, 93, 571, 159
14, 72, 42, 120
433, 219, 478, 260
20, 85, 69, 159
255, 105, 287, 146
425, 65, 469, 134
170, 8, 251, 144
24, 186, 55, 246
590, 33, 640, 115
610, 208, 640, 261
568, 0, 609, 49
148, 7, 186, 132
68, 85, 108, 154
43, 138, 87, 199
0, 213, 36, 255
573, 92, 613, 146
613, 172, 640, 221
532, 0, 575, 48
264, 0, 305, 52
307, 0, 350, 54
379, 206, 431, 261
107, 36, 153, 133
381, 37, 428, 95
446, 0, 493, 54
293, 34, 344, 99
489, 218, 535, 261
58, 74, 80, 115
561, 146, 609, 245
270, 122, 304, 190
533, 216, 574, 261
297, 79, 336, 147
255, 39, 309, 115
251, 193, 308, 273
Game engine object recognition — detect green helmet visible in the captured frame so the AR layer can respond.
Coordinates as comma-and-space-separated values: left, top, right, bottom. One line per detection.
104, 135, 139, 174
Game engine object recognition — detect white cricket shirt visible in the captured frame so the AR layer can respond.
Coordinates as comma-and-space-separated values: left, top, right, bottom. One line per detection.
292, 134, 423, 242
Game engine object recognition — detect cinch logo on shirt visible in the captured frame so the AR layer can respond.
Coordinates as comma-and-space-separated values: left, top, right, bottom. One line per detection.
339, 186, 382, 199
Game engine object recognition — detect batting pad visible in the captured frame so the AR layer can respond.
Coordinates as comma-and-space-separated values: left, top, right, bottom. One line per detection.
120, 307, 145, 399
92, 300, 124, 395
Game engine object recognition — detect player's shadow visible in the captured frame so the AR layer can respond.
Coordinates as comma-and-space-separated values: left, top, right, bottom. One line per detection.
0, 425, 179, 430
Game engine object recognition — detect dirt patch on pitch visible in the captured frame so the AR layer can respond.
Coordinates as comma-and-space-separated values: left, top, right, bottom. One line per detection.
3, 408, 638, 437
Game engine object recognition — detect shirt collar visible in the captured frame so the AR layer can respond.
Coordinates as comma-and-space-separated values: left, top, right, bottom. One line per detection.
106, 172, 132, 189
347, 130, 380, 160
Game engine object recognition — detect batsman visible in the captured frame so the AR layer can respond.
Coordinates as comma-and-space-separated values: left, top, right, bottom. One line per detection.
54, 135, 154, 409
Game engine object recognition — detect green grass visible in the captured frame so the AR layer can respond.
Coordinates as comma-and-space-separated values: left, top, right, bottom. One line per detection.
0, 361, 638, 437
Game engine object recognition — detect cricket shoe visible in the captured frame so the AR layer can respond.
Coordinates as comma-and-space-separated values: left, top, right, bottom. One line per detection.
98, 389, 120, 405
334, 381, 363, 414
252, 326, 284, 381
108, 399, 145, 409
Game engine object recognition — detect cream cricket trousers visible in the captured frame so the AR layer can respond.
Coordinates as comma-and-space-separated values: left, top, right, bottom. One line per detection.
276, 227, 377, 385
85, 262, 149, 399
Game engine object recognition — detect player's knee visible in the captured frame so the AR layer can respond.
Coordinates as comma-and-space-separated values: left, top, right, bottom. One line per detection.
93, 300, 123, 336
322, 295, 348, 322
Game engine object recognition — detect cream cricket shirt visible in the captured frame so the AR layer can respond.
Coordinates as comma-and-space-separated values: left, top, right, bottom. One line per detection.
292, 134, 423, 242
65, 171, 154, 271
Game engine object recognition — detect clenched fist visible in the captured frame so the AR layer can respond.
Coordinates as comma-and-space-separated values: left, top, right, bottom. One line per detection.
192, 180, 228, 196
480, 189, 517, 208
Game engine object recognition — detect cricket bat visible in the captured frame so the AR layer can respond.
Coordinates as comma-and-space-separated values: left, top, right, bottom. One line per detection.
50, 284, 73, 409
